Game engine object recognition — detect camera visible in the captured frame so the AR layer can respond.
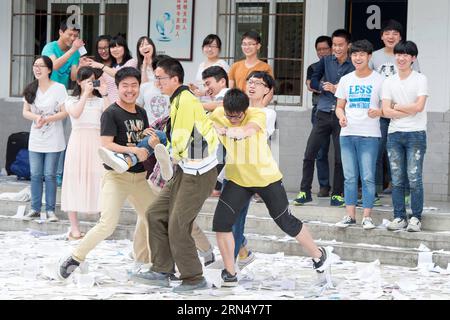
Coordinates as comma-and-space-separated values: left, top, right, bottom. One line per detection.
92, 80, 100, 88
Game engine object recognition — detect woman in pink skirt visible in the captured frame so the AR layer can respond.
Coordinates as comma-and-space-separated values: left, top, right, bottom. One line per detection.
61, 67, 110, 240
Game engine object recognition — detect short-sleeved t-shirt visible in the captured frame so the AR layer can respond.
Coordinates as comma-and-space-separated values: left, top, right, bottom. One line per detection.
209, 107, 282, 187
100, 103, 149, 173
136, 82, 170, 126
335, 71, 384, 137
26, 82, 68, 153
42, 41, 80, 88
382, 71, 428, 133
369, 48, 420, 78
228, 60, 273, 92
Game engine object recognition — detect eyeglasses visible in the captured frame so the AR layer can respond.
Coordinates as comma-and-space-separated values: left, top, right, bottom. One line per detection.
241, 42, 258, 47
155, 76, 171, 82
246, 79, 267, 87
225, 112, 244, 120
204, 45, 219, 49
33, 64, 48, 69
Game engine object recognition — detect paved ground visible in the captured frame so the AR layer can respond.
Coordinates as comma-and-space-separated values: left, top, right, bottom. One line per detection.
0, 230, 449, 300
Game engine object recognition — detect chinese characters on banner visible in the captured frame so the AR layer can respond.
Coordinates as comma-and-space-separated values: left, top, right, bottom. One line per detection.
149, 0, 195, 61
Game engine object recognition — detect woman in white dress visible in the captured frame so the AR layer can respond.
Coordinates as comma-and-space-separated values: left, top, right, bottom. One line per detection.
61, 66, 110, 240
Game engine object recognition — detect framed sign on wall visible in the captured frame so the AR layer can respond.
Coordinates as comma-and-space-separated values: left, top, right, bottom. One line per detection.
148, 0, 195, 61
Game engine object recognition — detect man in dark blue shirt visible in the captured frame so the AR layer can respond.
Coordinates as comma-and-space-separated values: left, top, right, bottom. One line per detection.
294, 29, 354, 207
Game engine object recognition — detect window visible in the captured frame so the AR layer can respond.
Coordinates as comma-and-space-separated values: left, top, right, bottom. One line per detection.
10, 0, 128, 96
217, 0, 305, 106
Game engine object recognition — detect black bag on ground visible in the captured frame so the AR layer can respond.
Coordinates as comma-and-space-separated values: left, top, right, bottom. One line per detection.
6, 132, 29, 175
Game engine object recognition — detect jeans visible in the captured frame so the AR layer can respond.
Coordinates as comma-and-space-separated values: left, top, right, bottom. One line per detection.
223, 179, 251, 259
387, 131, 426, 220
301, 110, 344, 195
29, 151, 59, 212
56, 150, 65, 178
340, 136, 379, 208
128, 130, 167, 167
375, 117, 390, 191
311, 106, 331, 189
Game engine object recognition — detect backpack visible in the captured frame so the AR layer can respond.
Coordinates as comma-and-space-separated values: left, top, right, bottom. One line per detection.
10, 149, 30, 180
6, 132, 29, 175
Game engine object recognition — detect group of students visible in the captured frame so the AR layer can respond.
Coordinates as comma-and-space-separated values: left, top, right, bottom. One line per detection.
295, 20, 427, 233
21, 19, 332, 292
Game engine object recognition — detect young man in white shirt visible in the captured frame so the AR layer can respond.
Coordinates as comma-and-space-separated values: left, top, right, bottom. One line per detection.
381, 41, 428, 232
334, 40, 384, 230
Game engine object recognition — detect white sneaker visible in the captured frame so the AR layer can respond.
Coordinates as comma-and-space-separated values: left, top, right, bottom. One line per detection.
335, 215, 356, 228
154, 144, 173, 181
47, 211, 59, 222
98, 147, 129, 173
361, 217, 376, 230
237, 251, 256, 270
387, 218, 407, 231
406, 217, 422, 232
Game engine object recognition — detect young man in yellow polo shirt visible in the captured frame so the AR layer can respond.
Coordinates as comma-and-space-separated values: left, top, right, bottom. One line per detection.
210, 88, 333, 287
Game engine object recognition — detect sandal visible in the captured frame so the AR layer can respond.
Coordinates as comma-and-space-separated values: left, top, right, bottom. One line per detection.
67, 232, 85, 241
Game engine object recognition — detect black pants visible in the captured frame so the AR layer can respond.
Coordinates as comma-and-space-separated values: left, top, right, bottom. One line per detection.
212, 180, 303, 237
300, 110, 344, 195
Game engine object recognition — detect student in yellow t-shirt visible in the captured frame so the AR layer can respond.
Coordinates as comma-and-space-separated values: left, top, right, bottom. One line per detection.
209, 88, 335, 287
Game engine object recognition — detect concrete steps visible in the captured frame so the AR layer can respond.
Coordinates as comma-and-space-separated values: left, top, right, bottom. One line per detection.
1, 197, 450, 268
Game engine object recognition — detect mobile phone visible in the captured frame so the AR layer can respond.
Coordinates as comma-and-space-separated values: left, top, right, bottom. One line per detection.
92, 80, 100, 87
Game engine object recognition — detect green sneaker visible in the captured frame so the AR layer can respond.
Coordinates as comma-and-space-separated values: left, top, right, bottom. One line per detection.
330, 195, 345, 207
373, 197, 382, 206
293, 191, 312, 206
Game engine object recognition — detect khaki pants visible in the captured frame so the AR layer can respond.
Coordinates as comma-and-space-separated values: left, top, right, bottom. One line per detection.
148, 168, 217, 281
73, 170, 155, 262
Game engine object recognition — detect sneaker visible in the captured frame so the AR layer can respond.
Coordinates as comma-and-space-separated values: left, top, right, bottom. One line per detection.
130, 270, 170, 287
312, 247, 331, 273
335, 215, 356, 228
387, 218, 407, 231
237, 251, 256, 270
24, 210, 40, 220
317, 187, 330, 198
58, 255, 80, 279
154, 144, 173, 181
221, 269, 238, 287
293, 191, 312, 206
361, 217, 376, 230
373, 196, 382, 206
98, 147, 129, 173
406, 217, 422, 232
173, 277, 209, 293
47, 211, 59, 222
330, 195, 345, 207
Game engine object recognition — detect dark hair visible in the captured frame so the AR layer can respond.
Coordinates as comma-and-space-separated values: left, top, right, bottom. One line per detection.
72, 67, 102, 98
332, 29, 351, 43
394, 41, 418, 57
23, 56, 53, 104
202, 34, 222, 50
156, 57, 184, 83
152, 54, 171, 71
381, 19, 404, 36
115, 67, 141, 87
223, 89, 249, 114
94, 35, 112, 64
59, 20, 80, 33
241, 31, 261, 44
315, 35, 332, 49
136, 36, 156, 71
202, 66, 229, 87
110, 35, 133, 67
350, 39, 374, 55
246, 71, 275, 91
